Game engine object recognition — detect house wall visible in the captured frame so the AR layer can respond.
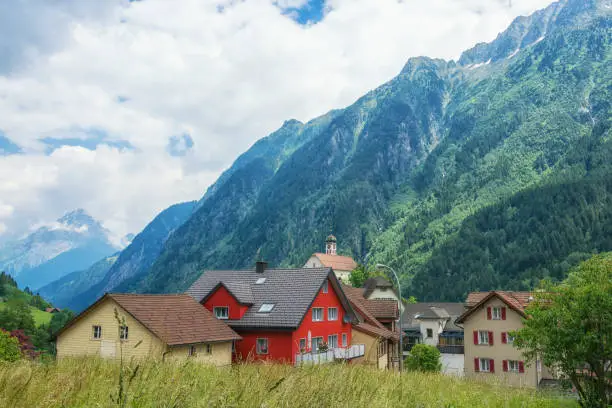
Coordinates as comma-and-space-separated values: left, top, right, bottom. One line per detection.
441, 353, 464, 376
56, 298, 165, 360
365, 288, 399, 302
203, 286, 248, 320
165, 342, 233, 366
463, 298, 539, 387
417, 319, 445, 346
234, 331, 293, 363
303, 257, 351, 284
292, 277, 353, 360
351, 329, 387, 369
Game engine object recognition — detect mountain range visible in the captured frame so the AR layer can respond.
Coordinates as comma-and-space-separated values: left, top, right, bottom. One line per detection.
0, 209, 119, 290
13, 0, 612, 309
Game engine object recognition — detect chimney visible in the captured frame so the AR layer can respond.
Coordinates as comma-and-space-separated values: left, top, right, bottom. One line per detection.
255, 261, 268, 274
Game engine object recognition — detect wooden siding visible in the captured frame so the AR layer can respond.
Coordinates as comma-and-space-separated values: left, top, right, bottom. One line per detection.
165, 342, 233, 366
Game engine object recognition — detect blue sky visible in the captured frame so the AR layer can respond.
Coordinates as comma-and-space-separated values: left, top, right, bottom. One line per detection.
281, 0, 326, 25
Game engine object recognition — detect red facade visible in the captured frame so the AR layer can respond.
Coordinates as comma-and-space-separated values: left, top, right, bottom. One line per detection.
203, 278, 352, 364
202, 284, 249, 320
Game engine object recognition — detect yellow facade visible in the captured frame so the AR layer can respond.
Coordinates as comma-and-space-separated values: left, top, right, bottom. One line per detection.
56, 297, 233, 366
350, 329, 388, 370
463, 297, 543, 387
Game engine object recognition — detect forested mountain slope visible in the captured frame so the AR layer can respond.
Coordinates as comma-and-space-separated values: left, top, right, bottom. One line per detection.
129, 0, 610, 301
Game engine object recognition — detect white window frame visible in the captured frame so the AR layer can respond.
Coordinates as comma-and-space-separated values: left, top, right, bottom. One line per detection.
478, 330, 489, 345
256, 338, 269, 355
312, 307, 324, 322
311, 336, 324, 351
214, 306, 229, 320
322, 280, 328, 293
508, 360, 520, 373
426, 328, 433, 338
479, 358, 491, 372
327, 307, 338, 321
188, 345, 197, 357
506, 333, 515, 344
119, 325, 129, 341
92, 325, 102, 340
328, 334, 338, 348
492, 307, 502, 320
258, 303, 275, 313
342, 333, 348, 347
299, 338, 306, 351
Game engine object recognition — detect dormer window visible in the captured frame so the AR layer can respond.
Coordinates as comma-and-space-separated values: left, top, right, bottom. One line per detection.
214, 306, 229, 319
258, 303, 275, 313
255, 278, 266, 284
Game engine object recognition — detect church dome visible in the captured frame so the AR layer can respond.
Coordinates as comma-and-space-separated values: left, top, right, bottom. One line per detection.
326, 234, 337, 243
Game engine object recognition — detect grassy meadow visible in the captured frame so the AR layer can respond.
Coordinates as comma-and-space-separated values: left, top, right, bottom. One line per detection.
0, 302, 52, 326
0, 358, 576, 408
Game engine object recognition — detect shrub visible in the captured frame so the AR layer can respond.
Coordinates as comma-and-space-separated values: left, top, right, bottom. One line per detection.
405, 344, 441, 372
0, 329, 21, 362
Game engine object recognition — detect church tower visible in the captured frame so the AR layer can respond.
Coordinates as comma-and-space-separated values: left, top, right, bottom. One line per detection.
325, 234, 337, 256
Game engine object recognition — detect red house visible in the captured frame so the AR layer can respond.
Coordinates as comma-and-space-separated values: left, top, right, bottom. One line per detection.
187, 261, 361, 364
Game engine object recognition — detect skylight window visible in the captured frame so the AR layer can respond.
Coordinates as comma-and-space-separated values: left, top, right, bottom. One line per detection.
255, 278, 266, 284
258, 303, 275, 313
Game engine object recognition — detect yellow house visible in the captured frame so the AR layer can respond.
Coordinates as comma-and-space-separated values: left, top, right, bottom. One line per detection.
56, 293, 241, 365
456, 291, 555, 387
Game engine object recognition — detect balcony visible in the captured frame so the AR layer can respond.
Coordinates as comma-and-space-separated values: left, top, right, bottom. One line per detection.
437, 345, 464, 354
295, 344, 365, 365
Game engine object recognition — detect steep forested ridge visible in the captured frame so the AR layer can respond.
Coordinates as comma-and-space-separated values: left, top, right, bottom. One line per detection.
117, 0, 612, 301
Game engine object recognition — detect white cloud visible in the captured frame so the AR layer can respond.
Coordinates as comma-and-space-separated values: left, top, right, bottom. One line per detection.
0, 0, 554, 239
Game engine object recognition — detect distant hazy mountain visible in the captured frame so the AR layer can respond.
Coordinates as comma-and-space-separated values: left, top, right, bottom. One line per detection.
41, 201, 196, 311
0, 209, 119, 290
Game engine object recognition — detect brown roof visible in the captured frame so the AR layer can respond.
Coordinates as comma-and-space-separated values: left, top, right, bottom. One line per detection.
363, 299, 399, 320
313, 253, 358, 271
456, 291, 533, 324
342, 285, 384, 328
57, 293, 241, 346
353, 322, 399, 341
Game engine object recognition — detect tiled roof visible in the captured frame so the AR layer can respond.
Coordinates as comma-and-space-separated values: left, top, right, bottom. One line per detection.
363, 299, 399, 320
402, 302, 466, 332
312, 253, 358, 271
354, 322, 399, 341
56, 294, 241, 345
456, 291, 533, 324
187, 267, 356, 329
109, 294, 241, 345
341, 284, 385, 329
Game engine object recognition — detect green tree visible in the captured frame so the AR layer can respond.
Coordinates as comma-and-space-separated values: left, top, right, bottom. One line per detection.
514, 254, 612, 408
404, 344, 441, 372
349, 264, 371, 288
49, 309, 74, 336
0, 299, 35, 334
0, 329, 21, 362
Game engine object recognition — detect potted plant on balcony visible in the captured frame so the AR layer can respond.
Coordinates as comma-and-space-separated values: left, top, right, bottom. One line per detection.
318, 341, 329, 353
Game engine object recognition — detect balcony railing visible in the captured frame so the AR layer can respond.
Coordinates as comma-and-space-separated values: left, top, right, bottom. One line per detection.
437, 345, 464, 354
295, 344, 365, 365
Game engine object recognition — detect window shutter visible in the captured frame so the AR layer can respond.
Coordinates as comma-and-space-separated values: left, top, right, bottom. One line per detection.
488, 331, 494, 345
473, 330, 478, 345
503, 360, 508, 372
501, 307, 507, 320
487, 307, 492, 320
490, 359, 495, 373
519, 361, 525, 373
502, 332, 507, 344
474, 358, 479, 372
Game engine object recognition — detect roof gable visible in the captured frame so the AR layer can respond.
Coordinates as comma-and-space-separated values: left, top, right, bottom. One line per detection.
187, 267, 356, 329
312, 253, 358, 271
201, 281, 254, 305
56, 293, 241, 345
455, 291, 530, 324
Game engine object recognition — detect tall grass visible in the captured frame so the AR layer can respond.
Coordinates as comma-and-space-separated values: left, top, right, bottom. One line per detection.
0, 358, 575, 408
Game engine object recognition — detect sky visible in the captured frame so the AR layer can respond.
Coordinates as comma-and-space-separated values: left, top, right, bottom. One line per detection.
0, 0, 555, 245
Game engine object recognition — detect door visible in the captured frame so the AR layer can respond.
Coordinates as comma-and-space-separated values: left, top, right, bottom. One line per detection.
100, 340, 117, 358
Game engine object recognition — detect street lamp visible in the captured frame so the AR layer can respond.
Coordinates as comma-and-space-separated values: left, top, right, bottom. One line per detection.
376, 263, 403, 373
